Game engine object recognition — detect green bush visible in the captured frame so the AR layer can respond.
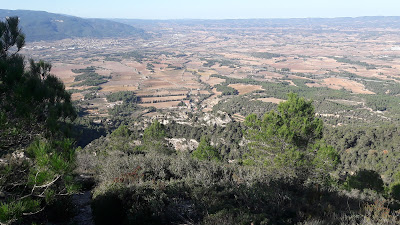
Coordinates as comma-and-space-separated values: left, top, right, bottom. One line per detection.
106, 91, 139, 103
0, 139, 79, 224
0, 199, 40, 224
390, 183, 400, 200
215, 84, 238, 96
346, 169, 384, 193
192, 136, 221, 162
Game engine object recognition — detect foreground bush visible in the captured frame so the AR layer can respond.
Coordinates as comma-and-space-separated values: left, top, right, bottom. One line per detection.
0, 139, 79, 224
80, 145, 378, 225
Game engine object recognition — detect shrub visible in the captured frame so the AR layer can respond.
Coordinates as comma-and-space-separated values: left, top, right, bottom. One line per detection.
192, 136, 221, 162
389, 182, 400, 200
346, 169, 384, 193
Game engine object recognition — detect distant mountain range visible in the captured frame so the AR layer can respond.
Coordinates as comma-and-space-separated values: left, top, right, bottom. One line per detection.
2, 9, 400, 42
0, 9, 147, 41
114, 16, 400, 30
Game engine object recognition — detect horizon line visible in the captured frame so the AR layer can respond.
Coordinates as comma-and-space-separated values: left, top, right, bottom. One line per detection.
1, 9, 399, 21
106, 15, 400, 21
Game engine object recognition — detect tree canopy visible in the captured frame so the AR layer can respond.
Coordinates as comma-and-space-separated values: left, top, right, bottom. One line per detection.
244, 93, 338, 181
0, 17, 76, 151
0, 17, 78, 224
192, 136, 221, 162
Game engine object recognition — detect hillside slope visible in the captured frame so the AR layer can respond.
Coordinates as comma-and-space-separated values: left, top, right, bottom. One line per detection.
0, 9, 146, 41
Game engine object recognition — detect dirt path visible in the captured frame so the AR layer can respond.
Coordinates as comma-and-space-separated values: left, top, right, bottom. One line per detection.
71, 191, 94, 225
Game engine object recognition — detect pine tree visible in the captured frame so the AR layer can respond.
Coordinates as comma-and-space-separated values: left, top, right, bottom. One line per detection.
0, 17, 78, 223
244, 93, 339, 181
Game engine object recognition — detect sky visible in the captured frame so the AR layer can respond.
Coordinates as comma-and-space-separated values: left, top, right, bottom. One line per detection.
2, 0, 400, 19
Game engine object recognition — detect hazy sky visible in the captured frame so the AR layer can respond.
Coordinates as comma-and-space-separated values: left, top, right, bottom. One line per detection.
3, 0, 400, 19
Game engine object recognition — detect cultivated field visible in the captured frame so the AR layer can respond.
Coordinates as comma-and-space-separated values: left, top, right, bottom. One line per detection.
258, 97, 285, 104
228, 84, 263, 95
20, 18, 400, 123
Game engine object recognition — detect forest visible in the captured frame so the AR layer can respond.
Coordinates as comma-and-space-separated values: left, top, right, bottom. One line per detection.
3, 16, 400, 225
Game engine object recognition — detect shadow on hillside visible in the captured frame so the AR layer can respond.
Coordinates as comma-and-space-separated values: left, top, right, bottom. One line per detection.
91, 178, 365, 225
73, 124, 106, 148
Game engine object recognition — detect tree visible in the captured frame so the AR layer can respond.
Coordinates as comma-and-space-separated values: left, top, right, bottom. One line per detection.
0, 17, 76, 150
390, 182, 400, 200
389, 171, 400, 200
143, 120, 166, 143
192, 136, 221, 162
244, 93, 338, 180
0, 16, 25, 59
109, 125, 132, 152
142, 120, 171, 153
346, 169, 384, 193
310, 141, 341, 185
0, 17, 78, 223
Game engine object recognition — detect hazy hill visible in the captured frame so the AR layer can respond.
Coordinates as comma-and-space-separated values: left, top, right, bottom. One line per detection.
114, 16, 400, 31
0, 9, 146, 41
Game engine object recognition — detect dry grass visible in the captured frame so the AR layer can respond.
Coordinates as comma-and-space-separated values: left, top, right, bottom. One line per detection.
201, 76, 225, 86
197, 70, 216, 76
328, 99, 364, 106
228, 84, 263, 95
136, 90, 187, 96
140, 95, 186, 103
51, 63, 86, 83
139, 101, 181, 109
99, 85, 138, 93
257, 97, 285, 104
71, 93, 84, 101
201, 88, 222, 112
232, 113, 246, 122
307, 78, 375, 94
198, 90, 211, 95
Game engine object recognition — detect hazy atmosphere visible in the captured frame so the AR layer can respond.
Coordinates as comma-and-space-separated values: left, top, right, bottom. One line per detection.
3, 0, 400, 19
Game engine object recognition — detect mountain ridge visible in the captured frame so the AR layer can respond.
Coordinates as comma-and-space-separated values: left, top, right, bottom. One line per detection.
112, 16, 400, 30
0, 9, 147, 41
